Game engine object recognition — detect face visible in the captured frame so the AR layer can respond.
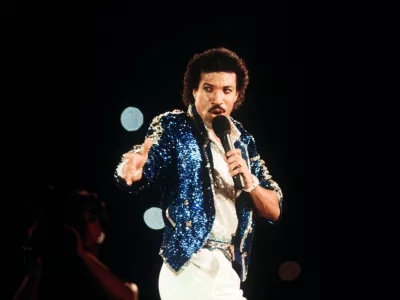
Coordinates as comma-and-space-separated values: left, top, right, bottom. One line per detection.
84, 212, 105, 246
193, 72, 238, 129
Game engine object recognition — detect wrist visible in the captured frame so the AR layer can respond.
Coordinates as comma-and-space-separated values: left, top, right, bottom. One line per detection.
243, 174, 259, 193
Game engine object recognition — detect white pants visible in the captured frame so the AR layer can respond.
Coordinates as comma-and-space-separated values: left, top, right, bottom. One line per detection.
158, 248, 246, 300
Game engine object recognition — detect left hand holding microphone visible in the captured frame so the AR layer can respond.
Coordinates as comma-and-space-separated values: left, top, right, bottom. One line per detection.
224, 148, 255, 190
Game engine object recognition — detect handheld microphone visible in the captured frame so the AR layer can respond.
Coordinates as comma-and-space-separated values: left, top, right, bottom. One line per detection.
212, 115, 245, 189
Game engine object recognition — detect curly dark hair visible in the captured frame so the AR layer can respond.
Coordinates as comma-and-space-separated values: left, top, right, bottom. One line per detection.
182, 47, 249, 110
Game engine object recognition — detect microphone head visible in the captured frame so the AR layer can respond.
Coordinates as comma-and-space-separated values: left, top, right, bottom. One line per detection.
212, 115, 231, 140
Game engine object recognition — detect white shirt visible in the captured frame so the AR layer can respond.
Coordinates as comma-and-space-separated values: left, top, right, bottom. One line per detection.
206, 122, 242, 243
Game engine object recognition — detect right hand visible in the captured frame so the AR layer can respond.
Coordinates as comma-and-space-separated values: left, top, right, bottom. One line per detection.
121, 138, 153, 185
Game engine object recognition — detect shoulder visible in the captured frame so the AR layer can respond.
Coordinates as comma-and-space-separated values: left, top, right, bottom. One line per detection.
146, 110, 190, 140
150, 109, 187, 125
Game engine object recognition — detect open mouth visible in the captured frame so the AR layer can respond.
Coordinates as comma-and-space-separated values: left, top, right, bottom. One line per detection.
209, 106, 226, 115
210, 109, 224, 115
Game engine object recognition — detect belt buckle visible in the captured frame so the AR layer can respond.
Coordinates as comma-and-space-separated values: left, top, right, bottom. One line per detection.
205, 239, 234, 261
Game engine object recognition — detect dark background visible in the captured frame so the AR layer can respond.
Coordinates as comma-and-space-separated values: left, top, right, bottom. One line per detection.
8, 3, 318, 300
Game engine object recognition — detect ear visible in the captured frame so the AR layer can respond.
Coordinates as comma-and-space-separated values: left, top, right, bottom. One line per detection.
234, 91, 239, 102
233, 92, 239, 109
192, 89, 197, 102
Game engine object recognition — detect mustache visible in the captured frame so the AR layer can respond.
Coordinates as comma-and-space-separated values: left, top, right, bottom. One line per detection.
208, 105, 226, 113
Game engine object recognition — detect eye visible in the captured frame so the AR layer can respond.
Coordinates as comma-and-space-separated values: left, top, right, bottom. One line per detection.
204, 86, 212, 92
224, 88, 232, 94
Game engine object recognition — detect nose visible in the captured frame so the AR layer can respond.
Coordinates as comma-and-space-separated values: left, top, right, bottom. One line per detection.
211, 90, 224, 105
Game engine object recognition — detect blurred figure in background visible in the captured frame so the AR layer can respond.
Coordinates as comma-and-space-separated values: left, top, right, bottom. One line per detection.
13, 188, 139, 300
12, 218, 43, 300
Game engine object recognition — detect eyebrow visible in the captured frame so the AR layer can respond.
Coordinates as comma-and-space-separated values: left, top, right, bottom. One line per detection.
203, 83, 234, 88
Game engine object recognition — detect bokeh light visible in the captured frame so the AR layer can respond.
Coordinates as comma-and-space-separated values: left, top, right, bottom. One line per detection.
120, 106, 144, 131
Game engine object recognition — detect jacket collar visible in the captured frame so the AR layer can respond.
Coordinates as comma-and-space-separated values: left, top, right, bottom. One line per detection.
187, 104, 209, 146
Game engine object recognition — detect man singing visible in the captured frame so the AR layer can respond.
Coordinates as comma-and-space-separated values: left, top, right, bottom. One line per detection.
115, 47, 283, 300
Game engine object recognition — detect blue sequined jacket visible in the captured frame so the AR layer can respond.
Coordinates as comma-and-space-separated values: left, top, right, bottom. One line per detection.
115, 104, 283, 281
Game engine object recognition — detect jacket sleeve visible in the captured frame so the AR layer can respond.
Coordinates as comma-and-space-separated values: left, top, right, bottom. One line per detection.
114, 113, 175, 194
246, 135, 283, 224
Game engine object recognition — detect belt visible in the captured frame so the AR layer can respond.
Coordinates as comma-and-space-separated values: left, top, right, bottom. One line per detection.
203, 238, 234, 261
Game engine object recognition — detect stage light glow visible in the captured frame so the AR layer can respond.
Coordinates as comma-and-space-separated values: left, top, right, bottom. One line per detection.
278, 261, 301, 281
120, 106, 144, 131
143, 207, 165, 230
